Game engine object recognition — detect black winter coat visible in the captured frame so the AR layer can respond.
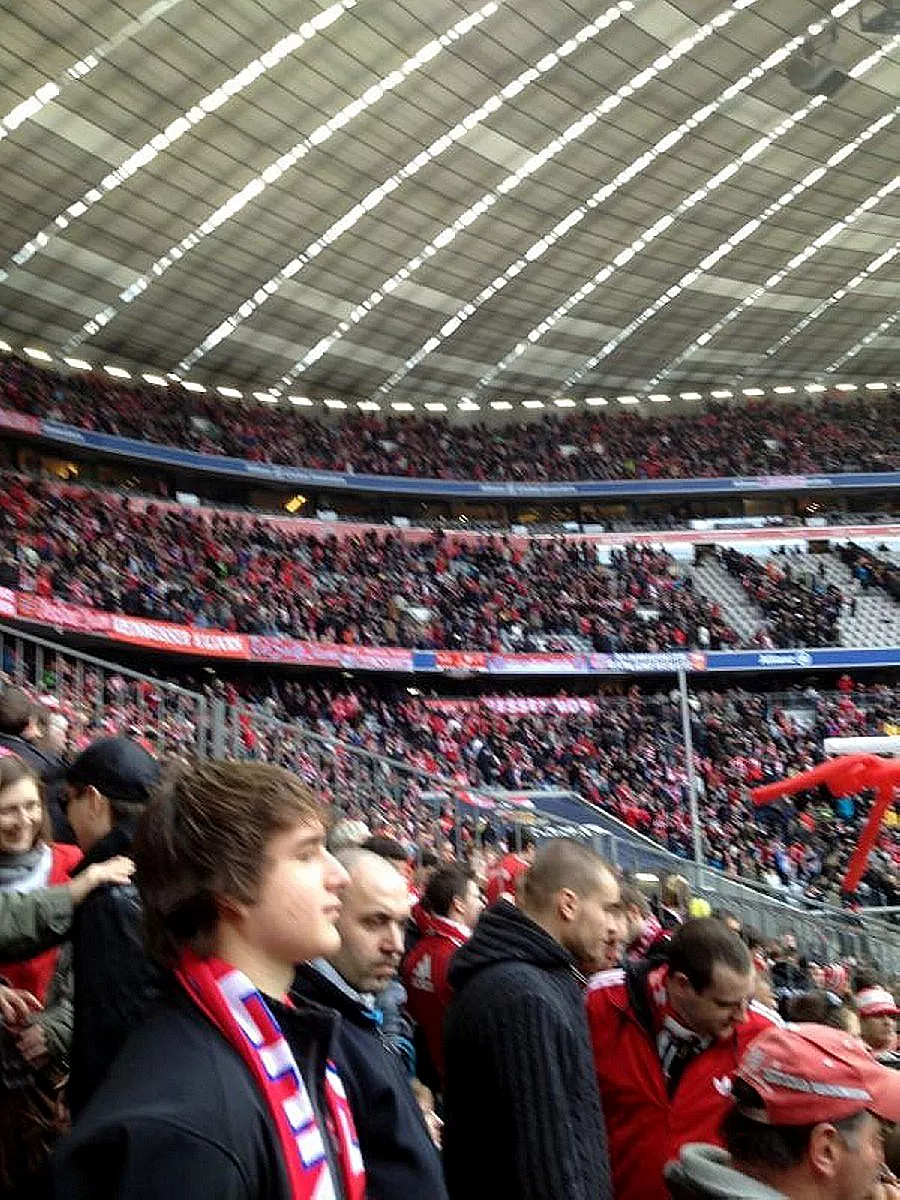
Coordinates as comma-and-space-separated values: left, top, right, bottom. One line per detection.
53, 989, 349, 1200
292, 962, 448, 1200
442, 900, 612, 1200
67, 822, 163, 1116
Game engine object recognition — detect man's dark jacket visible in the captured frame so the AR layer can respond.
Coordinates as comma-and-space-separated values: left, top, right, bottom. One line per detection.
67, 821, 163, 1116
442, 900, 612, 1200
293, 960, 448, 1200
53, 989, 350, 1199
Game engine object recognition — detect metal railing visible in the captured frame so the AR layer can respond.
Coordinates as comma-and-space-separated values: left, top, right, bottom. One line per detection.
2, 621, 900, 971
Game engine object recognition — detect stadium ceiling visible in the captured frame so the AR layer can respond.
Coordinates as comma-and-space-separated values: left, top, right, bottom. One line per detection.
0, 0, 898, 415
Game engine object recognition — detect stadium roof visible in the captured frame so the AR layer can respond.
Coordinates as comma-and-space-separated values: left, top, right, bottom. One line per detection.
0, 0, 898, 413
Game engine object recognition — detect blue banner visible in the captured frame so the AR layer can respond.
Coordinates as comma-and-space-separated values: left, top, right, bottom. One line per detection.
703, 647, 900, 672
26, 416, 900, 502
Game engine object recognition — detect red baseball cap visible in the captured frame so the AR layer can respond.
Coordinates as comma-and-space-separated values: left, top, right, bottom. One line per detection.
855, 986, 900, 1018
735, 1023, 900, 1126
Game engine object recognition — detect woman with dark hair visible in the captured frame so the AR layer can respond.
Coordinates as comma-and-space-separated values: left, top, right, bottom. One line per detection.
785, 989, 861, 1036
0, 748, 81, 1198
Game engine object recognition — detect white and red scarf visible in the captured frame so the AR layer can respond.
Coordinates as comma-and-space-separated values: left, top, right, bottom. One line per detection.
176, 950, 365, 1200
627, 913, 665, 962
646, 963, 711, 1093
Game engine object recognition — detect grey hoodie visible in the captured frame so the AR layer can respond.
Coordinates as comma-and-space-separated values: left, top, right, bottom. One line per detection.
666, 1144, 789, 1200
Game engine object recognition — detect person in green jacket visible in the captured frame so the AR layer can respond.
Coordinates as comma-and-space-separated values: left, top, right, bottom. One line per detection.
0, 856, 133, 1023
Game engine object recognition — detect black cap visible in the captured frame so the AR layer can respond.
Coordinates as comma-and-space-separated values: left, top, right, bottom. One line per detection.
66, 736, 160, 806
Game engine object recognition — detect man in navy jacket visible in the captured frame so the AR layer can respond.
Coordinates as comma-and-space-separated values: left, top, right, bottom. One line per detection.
293, 848, 448, 1200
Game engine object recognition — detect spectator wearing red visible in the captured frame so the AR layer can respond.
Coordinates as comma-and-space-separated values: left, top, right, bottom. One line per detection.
402, 863, 484, 1092
619, 882, 667, 961
0, 750, 81, 1197
587, 918, 781, 1200
485, 828, 536, 905
666, 1023, 900, 1200
856, 986, 900, 1065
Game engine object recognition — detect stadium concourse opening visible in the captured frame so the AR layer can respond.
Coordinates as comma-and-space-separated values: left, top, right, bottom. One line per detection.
1, 0, 899, 1196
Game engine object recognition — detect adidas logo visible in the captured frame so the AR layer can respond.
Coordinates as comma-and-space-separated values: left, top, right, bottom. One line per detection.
713, 1076, 732, 1098
411, 955, 435, 994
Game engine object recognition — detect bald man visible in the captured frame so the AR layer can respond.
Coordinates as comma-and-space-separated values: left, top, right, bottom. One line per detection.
292, 849, 448, 1200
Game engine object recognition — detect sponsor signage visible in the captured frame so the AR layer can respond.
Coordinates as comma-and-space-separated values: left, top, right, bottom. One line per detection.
2, 408, 897, 502
2, 588, 898, 674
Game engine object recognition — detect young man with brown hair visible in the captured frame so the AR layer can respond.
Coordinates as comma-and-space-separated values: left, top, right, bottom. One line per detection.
53, 759, 365, 1200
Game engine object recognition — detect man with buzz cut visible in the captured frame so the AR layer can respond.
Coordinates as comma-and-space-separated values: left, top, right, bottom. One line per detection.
587, 916, 781, 1200
292, 848, 448, 1200
443, 837, 619, 1200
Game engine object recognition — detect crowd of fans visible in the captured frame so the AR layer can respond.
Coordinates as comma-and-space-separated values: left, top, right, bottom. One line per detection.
719, 546, 844, 647
1, 693, 899, 1200
838, 541, 900, 602
5, 631, 899, 916
0, 473, 741, 652
2, 355, 898, 482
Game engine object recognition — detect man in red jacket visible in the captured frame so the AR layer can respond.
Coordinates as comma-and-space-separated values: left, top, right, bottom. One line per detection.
402, 863, 483, 1092
587, 917, 780, 1200
484, 829, 536, 906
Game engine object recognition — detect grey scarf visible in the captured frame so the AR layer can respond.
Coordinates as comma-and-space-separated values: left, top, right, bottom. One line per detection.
0, 844, 52, 892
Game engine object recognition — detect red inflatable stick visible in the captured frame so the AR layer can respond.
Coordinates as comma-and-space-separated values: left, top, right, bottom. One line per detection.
750, 754, 900, 895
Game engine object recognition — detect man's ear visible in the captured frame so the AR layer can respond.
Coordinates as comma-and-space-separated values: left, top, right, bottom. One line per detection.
86, 785, 109, 819
557, 887, 579, 923
806, 1123, 845, 1182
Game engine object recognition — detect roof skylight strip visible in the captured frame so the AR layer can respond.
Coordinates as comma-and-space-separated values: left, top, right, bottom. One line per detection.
63, 1, 500, 353
557, 107, 898, 396
475, 38, 896, 399
279, 0, 763, 392
646, 171, 900, 387
0, 0, 358, 286
177, 0, 641, 373
0, 0, 186, 144
825, 309, 900, 373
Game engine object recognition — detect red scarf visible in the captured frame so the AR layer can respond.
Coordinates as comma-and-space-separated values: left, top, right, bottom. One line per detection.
175, 950, 365, 1200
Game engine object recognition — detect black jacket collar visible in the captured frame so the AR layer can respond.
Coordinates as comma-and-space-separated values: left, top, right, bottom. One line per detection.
71, 820, 137, 874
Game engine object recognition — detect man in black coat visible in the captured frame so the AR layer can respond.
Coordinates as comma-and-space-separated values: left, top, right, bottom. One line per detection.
62, 736, 163, 1115
0, 685, 72, 841
443, 838, 619, 1200
293, 848, 448, 1200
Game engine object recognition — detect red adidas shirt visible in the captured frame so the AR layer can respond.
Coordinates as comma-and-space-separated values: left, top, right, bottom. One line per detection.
484, 851, 530, 906
401, 913, 469, 1084
586, 966, 779, 1200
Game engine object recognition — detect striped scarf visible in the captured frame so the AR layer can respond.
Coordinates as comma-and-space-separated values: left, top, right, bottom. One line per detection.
647, 964, 711, 1097
175, 950, 365, 1200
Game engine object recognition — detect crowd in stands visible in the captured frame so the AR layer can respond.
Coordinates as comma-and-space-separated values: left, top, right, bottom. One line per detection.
1, 687, 899, 1200
5, 628, 899, 916
2, 354, 898, 482
261, 676, 900, 913
719, 546, 844, 647
838, 541, 900, 602
0, 473, 740, 652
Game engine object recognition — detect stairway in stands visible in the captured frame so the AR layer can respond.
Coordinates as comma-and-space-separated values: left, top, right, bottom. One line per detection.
688, 558, 761, 645
788, 549, 900, 647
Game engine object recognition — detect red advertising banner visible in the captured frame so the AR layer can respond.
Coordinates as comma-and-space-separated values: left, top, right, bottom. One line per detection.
0, 409, 42, 436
